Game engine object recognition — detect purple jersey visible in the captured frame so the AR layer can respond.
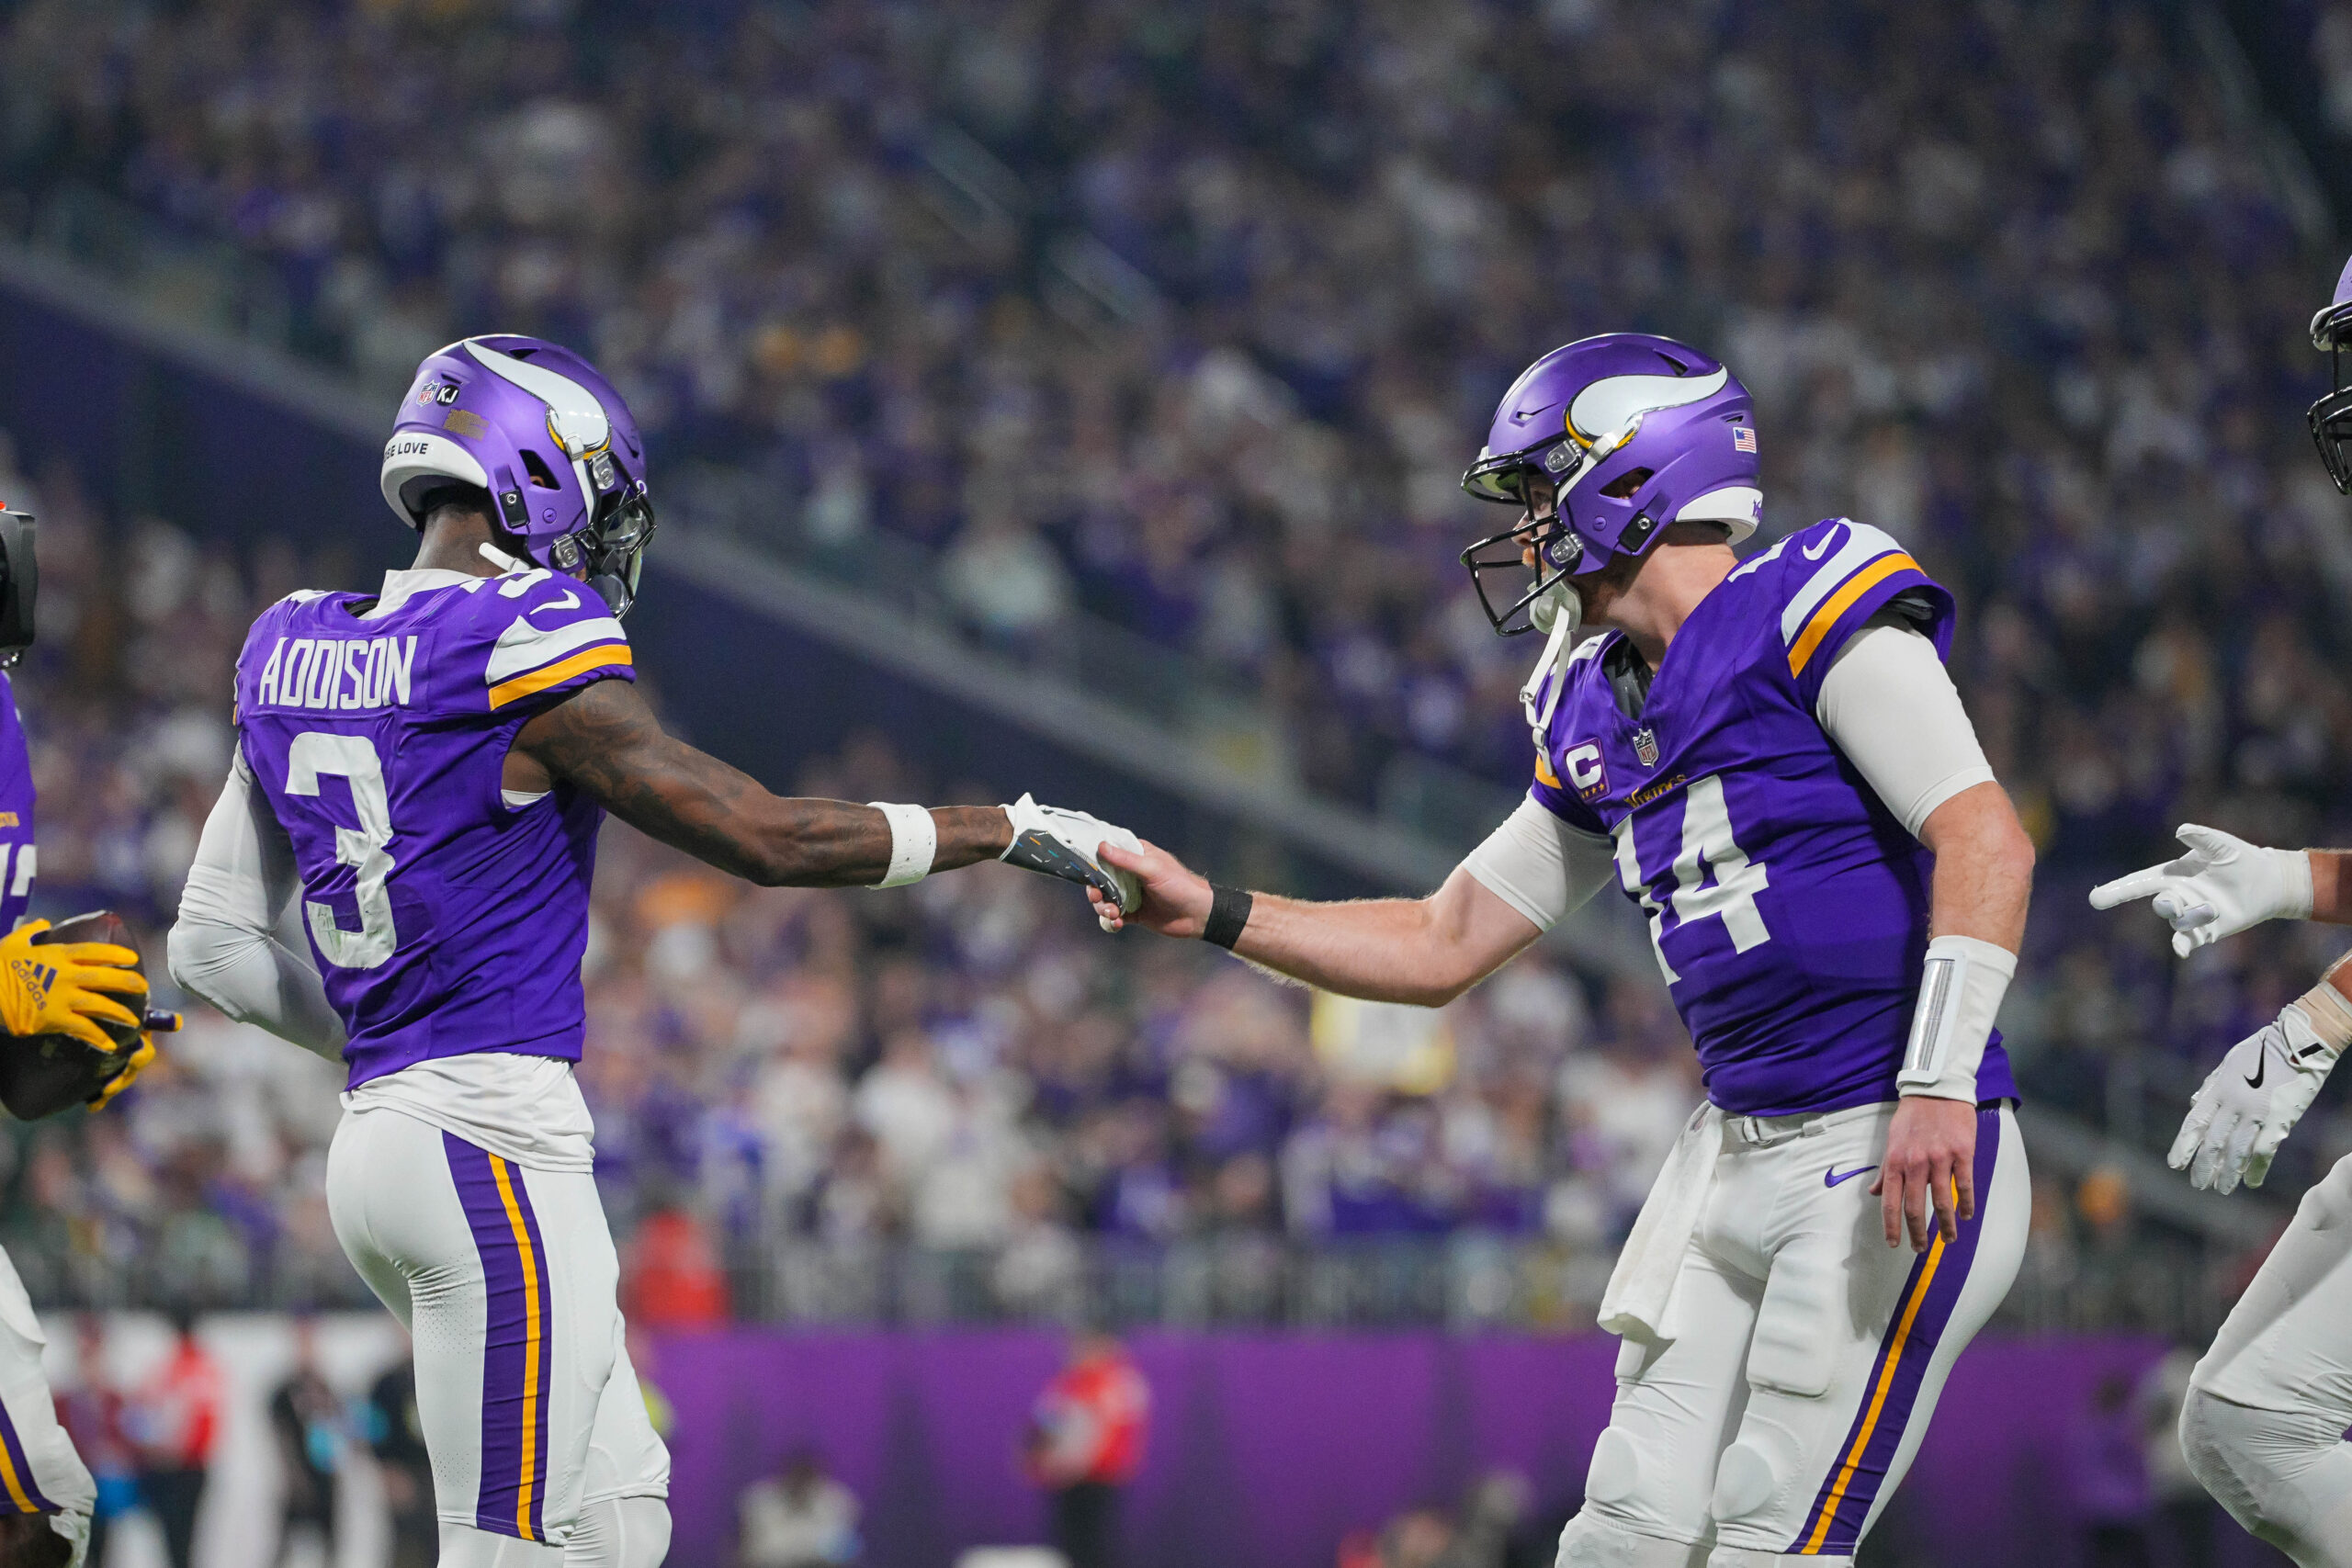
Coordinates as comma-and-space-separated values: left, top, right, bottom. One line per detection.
1532, 519, 2017, 1118
0, 679, 34, 931
233, 570, 634, 1089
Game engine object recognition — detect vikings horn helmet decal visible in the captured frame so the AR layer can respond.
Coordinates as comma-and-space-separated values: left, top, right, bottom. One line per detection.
379, 335, 658, 617
1461, 333, 1762, 635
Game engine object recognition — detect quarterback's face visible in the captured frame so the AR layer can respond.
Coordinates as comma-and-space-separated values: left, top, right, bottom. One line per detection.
1515, 470, 1560, 571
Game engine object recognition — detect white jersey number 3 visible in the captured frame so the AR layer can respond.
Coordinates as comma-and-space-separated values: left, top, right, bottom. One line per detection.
287, 731, 399, 970
1611, 774, 1770, 985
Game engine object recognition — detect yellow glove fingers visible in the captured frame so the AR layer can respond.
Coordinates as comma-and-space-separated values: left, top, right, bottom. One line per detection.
65, 992, 142, 1032
61, 964, 148, 998
45, 942, 140, 970
47, 1013, 116, 1054
88, 1035, 155, 1111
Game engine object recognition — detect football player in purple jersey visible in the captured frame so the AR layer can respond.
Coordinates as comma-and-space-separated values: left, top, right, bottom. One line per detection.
1094, 334, 2039, 1565
2083, 256, 2352, 1567
164, 337, 1139, 1568
0, 507, 167, 1568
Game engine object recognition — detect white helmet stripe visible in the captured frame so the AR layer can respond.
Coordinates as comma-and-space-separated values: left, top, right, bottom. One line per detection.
1566, 367, 1730, 445
465, 340, 612, 457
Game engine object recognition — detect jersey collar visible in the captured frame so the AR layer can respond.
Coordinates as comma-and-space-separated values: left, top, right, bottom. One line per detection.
361, 568, 479, 621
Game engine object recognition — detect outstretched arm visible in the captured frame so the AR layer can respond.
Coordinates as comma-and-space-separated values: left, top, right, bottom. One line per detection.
510, 677, 1012, 886
1092, 790, 1619, 1005
1093, 842, 1544, 1006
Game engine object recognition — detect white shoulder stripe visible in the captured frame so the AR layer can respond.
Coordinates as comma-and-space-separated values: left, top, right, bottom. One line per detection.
485, 612, 628, 684
1779, 520, 1903, 644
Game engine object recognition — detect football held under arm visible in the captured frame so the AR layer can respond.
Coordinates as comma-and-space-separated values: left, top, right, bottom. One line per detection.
167, 753, 348, 1058
1815, 619, 2032, 1100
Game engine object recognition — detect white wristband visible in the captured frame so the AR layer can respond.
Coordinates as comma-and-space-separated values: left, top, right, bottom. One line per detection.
2296, 981, 2352, 1055
867, 802, 936, 888
1898, 934, 2016, 1101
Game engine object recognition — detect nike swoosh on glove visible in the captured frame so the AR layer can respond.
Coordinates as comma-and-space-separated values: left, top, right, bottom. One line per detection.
1000, 794, 1144, 921
2169, 1005, 2338, 1193
2088, 824, 2313, 957
0, 919, 147, 1051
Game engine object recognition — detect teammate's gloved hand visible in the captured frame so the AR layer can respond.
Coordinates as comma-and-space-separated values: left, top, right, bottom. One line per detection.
2170, 1006, 2340, 1193
0, 919, 147, 1051
1000, 795, 1144, 925
2087, 824, 2313, 956
85, 1010, 179, 1114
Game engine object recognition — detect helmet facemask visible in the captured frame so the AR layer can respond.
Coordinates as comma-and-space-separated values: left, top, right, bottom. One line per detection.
1459, 419, 1652, 636
2313, 301, 2352, 494
1460, 466, 1586, 637
567, 447, 658, 618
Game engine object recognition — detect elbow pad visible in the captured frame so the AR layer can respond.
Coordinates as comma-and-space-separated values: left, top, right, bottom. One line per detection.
1898, 934, 2016, 1101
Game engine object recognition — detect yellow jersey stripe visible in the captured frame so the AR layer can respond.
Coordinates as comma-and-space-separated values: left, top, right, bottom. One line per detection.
1535, 749, 1563, 789
1800, 1229, 1948, 1553
490, 1156, 545, 1541
486, 644, 633, 711
1785, 553, 1918, 677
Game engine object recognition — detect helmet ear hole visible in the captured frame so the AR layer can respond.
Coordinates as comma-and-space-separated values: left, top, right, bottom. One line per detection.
519, 449, 562, 490
1600, 467, 1654, 500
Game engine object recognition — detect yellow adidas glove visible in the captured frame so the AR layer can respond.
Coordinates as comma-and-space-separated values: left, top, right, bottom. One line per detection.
86, 1030, 162, 1111
0, 919, 147, 1052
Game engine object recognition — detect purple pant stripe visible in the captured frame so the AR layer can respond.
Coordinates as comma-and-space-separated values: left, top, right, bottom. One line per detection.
444, 1132, 551, 1541
514, 1152, 553, 1541
1791, 1107, 2002, 1555
0, 1393, 55, 1513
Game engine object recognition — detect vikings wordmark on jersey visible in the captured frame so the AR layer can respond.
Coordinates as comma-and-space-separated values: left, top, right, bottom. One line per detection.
1530, 517, 2019, 1118
233, 569, 634, 1088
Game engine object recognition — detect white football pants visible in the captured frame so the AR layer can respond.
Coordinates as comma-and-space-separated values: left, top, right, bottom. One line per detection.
2180, 1150, 2352, 1567
1558, 1101, 2027, 1568
326, 1106, 670, 1566
0, 1246, 92, 1567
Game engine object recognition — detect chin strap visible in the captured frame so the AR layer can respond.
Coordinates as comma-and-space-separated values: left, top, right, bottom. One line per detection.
479, 541, 529, 574
1519, 589, 1583, 748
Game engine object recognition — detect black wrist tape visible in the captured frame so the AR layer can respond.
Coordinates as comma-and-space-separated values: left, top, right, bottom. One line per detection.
1203, 884, 1254, 951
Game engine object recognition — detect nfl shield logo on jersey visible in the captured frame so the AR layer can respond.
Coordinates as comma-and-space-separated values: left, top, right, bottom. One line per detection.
1633, 727, 1660, 768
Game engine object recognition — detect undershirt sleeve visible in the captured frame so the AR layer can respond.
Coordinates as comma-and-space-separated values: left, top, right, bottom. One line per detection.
1461, 794, 1621, 932
166, 752, 348, 1058
1815, 617, 1997, 840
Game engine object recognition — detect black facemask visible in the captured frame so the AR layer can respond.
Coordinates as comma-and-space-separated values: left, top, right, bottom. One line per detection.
0, 512, 39, 665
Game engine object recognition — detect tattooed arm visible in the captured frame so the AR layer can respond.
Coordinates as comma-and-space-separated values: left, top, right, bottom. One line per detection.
508, 678, 1011, 886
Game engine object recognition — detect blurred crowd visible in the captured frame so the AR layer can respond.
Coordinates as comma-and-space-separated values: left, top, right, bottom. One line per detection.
0, 0, 2345, 1319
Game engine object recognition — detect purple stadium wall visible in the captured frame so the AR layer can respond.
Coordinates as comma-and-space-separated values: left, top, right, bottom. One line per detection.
651, 1330, 2257, 1568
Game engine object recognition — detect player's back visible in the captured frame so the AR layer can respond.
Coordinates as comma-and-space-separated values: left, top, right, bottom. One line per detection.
234, 567, 634, 1088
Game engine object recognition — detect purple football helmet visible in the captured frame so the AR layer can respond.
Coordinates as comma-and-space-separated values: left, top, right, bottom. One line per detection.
2312, 254, 2352, 492
380, 335, 657, 615
1460, 333, 1760, 634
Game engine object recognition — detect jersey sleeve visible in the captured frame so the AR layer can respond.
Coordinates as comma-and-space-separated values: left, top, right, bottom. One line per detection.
1776, 520, 1956, 709
473, 573, 635, 716
0, 679, 34, 931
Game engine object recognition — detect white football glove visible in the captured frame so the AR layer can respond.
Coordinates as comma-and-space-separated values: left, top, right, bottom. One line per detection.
2168, 1004, 2340, 1193
2087, 824, 2313, 957
999, 794, 1143, 926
